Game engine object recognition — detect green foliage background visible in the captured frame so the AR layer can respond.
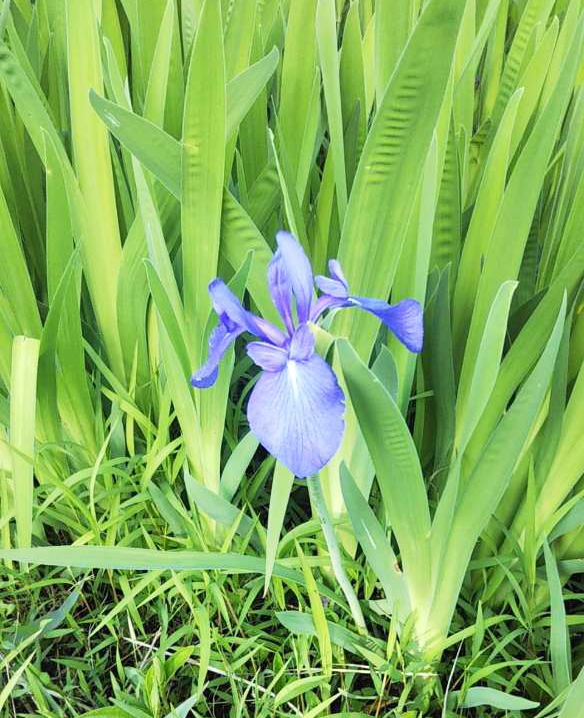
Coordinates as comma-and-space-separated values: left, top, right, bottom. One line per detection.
0, 0, 584, 715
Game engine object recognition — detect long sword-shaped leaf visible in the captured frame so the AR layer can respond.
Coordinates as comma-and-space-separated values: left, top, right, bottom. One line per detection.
338, 339, 431, 616
340, 463, 411, 620
66, 0, 124, 379
335, 0, 465, 361
460, 20, 583, 410
427, 297, 566, 652
10, 336, 39, 550
181, 0, 225, 360
89, 47, 280, 201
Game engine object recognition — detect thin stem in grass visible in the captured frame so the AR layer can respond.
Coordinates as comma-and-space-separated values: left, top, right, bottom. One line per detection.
306, 473, 367, 635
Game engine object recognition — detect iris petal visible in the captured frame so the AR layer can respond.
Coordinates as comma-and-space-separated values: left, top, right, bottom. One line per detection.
310, 294, 346, 322
246, 341, 288, 371
191, 323, 241, 388
327, 259, 348, 289
352, 296, 424, 353
289, 324, 315, 361
209, 278, 287, 346
268, 250, 294, 334
247, 354, 345, 477
315, 275, 348, 298
276, 231, 314, 324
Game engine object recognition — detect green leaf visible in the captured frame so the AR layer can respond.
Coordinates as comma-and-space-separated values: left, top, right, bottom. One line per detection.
340, 463, 410, 619
544, 538, 572, 693
334, 0, 465, 361
338, 339, 431, 614
316, 0, 347, 223
10, 336, 39, 551
181, 0, 225, 359
264, 462, 294, 594
460, 686, 539, 710
559, 667, 584, 718
455, 280, 518, 453
428, 297, 566, 650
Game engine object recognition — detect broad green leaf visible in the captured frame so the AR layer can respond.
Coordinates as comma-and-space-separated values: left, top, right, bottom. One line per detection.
340, 463, 411, 619
452, 87, 522, 367
90, 49, 281, 201
193, 603, 210, 700
455, 281, 518, 453
559, 668, 584, 718
143, 0, 174, 127
226, 46, 279, 137
509, 16, 558, 159
544, 538, 571, 693
428, 297, 566, 649
297, 541, 333, 677
10, 336, 39, 550
338, 339, 431, 614
0, 182, 40, 338
66, 0, 124, 379
278, 0, 317, 185
460, 687, 539, 710
181, 0, 225, 359
317, 0, 347, 223
374, 0, 412, 103
264, 462, 294, 594
220, 432, 259, 503
335, 0, 465, 361
461, 21, 583, 407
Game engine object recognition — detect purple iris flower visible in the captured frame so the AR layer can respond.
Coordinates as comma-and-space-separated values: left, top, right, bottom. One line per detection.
191, 231, 423, 477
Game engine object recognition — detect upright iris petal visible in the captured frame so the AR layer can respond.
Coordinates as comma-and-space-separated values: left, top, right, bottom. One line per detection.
268, 250, 294, 334
275, 231, 314, 324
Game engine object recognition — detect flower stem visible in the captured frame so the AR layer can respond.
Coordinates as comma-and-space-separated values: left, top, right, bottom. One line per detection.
306, 474, 367, 635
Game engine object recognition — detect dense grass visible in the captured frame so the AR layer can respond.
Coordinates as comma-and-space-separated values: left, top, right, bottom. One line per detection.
1, 0, 584, 715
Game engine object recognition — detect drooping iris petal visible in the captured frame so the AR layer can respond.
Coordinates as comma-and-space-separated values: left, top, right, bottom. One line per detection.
191, 323, 241, 388
276, 231, 314, 324
209, 278, 286, 346
289, 324, 315, 361
246, 341, 288, 371
351, 296, 424, 352
268, 250, 294, 334
209, 279, 251, 331
247, 354, 345, 477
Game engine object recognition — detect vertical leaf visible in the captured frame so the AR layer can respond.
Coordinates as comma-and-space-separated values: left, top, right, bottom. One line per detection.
66, 0, 124, 379
10, 336, 39, 550
182, 0, 226, 364
317, 0, 348, 223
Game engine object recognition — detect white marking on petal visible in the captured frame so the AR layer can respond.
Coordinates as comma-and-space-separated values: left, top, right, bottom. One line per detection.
287, 360, 299, 399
